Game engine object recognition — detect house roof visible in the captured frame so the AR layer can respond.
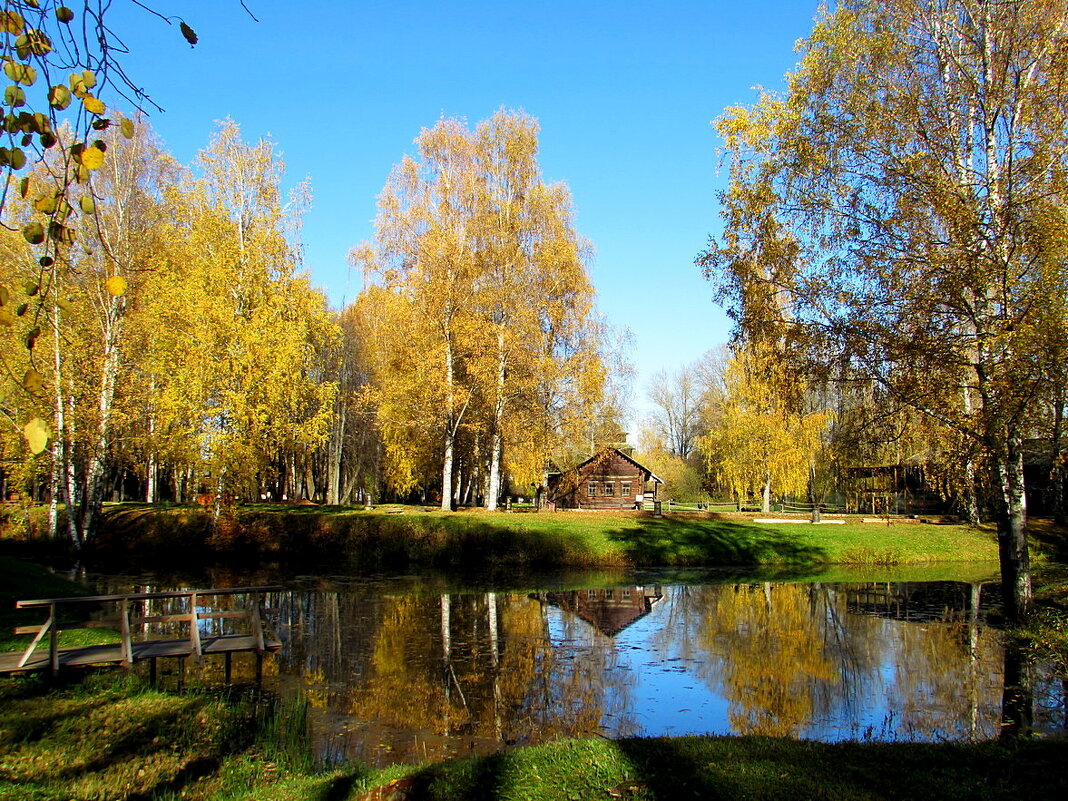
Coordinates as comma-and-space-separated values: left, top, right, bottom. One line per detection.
543, 587, 665, 637
573, 446, 664, 484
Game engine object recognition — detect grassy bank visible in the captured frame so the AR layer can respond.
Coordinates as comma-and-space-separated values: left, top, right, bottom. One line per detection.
330, 735, 1068, 801
0, 672, 316, 801
39, 503, 1007, 571
0, 557, 111, 653
1, 671, 1065, 801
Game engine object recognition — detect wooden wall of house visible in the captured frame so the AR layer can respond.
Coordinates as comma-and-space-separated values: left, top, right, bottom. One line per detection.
550, 450, 656, 510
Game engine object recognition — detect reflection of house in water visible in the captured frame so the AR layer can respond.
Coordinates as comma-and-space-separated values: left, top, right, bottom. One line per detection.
538, 587, 664, 637
843, 582, 991, 623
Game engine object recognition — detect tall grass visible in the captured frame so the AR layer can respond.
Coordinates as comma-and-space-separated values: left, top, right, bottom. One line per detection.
253, 689, 317, 774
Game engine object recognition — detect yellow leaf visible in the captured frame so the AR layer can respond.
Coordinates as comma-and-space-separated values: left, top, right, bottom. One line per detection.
0, 11, 25, 34
82, 95, 104, 115
34, 194, 57, 214
23, 418, 50, 455
23, 369, 44, 394
106, 275, 127, 296
22, 221, 44, 244
48, 84, 71, 110
81, 145, 104, 170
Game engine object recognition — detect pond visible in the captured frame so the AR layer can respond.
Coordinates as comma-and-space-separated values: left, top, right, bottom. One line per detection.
85, 566, 1066, 767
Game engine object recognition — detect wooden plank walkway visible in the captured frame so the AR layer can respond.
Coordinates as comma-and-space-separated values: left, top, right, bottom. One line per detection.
1, 586, 282, 680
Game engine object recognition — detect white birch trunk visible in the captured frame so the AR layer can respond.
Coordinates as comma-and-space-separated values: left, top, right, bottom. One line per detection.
78, 301, 123, 543
441, 334, 456, 511
486, 329, 507, 511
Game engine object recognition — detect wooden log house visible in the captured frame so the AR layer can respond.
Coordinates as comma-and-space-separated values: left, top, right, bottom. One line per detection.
547, 446, 663, 510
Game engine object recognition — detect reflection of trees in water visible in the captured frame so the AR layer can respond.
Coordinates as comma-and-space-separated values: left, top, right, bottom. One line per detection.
692, 584, 839, 736
265, 588, 633, 759
886, 591, 1003, 740
87, 576, 1062, 752
660, 582, 1010, 740
534, 592, 641, 737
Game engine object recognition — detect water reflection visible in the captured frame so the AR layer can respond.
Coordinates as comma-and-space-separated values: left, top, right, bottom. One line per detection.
88, 574, 1067, 766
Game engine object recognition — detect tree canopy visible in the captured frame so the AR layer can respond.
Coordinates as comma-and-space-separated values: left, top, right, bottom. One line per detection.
700, 0, 1068, 620
357, 109, 607, 510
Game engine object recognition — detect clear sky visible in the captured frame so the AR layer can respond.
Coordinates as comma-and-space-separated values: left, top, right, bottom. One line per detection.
104, 0, 822, 424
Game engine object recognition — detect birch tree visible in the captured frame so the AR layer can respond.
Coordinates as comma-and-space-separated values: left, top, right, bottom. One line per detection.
700, 0, 1068, 620
360, 110, 603, 509
469, 111, 600, 510
0, 1, 200, 458
700, 345, 829, 513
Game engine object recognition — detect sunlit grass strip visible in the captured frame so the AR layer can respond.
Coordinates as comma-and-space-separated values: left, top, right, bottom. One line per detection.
84, 504, 1003, 570
383, 736, 1068, 801
236, 735, 1068, 801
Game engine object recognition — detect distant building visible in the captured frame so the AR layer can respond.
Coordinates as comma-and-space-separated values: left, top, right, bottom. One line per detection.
547, 446, 663, 510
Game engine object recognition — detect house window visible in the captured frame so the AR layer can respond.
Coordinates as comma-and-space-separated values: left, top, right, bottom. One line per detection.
603, 482, 614, 497
588, 482, 598, 497
621, 482, 631, 497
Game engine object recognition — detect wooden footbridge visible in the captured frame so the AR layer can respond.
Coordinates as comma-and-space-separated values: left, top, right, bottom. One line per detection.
0, 586, 282, 682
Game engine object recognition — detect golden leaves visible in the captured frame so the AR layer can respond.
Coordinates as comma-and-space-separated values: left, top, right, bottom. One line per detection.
22, 369, 44, 394
80, 144, 104, 170
23, 418, 50, 454
702, 345, 830, 502
47, 83, 70, 109
22, 221, 44, 244
82, 96, 104, 116
3, 59, 36, 86
0, 11, 25, 35
105, 275, 127, 296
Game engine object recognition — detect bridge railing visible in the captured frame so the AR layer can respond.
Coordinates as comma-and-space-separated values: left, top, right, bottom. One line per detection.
9, 585, 282, 678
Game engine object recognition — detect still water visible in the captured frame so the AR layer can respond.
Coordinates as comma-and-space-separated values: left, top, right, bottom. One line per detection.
89, 568, 1066, 767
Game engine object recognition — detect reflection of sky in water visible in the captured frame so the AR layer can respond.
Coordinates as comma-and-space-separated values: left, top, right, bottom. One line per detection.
605, 591, 733, 738
543, 584, 1059, 743
95, 573, 1065, 766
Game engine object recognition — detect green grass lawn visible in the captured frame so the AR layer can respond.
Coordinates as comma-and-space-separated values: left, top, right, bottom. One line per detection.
77, 503, 1006, 572
0, 557, 120, 655
333, 735, 1068, 801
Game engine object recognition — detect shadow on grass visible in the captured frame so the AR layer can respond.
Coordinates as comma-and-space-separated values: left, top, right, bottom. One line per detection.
1028, 519, 1068, 563
605, 518, 829, 566
612, 736, 1068, 801
361, 734, 1068, 800
11, 505, 835, 574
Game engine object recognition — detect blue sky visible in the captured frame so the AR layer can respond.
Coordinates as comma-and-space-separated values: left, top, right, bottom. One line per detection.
105, 0, 822, 424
